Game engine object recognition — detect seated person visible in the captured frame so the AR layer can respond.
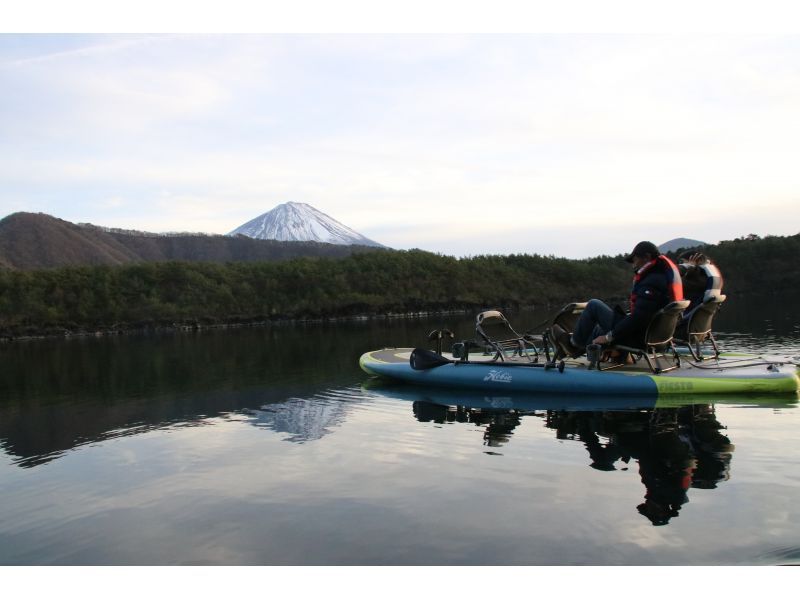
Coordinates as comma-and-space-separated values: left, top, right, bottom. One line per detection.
678, 250, 724, 311
552, 241, 684, 357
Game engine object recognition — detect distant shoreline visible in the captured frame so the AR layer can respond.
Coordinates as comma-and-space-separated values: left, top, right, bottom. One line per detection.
2, 286, 794, 343
0, 302, 590, 343
0, 308, 476, 342
3, 287, 794, 345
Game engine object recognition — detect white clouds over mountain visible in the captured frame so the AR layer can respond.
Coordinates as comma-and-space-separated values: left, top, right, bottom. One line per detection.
1, 34, 799, 257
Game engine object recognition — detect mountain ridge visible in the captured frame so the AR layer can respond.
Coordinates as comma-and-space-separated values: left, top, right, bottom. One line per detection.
0, 212, 378, 270
658, 237, 706, 254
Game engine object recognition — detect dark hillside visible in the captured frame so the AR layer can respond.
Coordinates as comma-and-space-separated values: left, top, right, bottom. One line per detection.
0, 213, 378, 270
0, 213, 140, 268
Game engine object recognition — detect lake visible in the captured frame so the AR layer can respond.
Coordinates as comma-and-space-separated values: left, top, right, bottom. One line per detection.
1, 295, 799, 565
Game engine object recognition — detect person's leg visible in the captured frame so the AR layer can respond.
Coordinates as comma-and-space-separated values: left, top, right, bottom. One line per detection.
570, 299, 616, 349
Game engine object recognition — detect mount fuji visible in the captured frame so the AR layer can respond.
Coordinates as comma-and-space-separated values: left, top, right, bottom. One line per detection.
228, 202, 384, 247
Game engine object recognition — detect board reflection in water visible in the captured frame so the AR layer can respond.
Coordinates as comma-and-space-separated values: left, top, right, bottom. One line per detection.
389, 384, 745, 526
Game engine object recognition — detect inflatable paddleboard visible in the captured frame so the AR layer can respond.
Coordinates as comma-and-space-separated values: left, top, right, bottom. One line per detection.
359, 348, 799, 396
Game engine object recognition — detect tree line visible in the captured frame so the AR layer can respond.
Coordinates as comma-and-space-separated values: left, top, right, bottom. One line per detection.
692, 233, 800, 295
1, 233, 797, 337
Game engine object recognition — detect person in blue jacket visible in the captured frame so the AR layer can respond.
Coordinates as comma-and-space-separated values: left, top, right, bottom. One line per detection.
552, 241, 684, 357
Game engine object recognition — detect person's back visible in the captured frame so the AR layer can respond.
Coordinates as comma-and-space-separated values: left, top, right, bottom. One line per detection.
678, 251, 724, 311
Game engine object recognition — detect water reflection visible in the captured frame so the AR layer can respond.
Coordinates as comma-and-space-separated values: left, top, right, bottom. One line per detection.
1, 301, 798, 565
0, 316, 477, 468
0, 326, 375, 467
546, 404, 734, 525
367, 382, 796, 526
242, 392, 353, 443
0, 387, 365, 468
413, 401, 522, 449
1, 298, 796, 471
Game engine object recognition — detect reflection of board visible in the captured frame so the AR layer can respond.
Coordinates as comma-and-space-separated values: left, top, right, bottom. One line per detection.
359, 348, 800, 396
360, 378, 799, 412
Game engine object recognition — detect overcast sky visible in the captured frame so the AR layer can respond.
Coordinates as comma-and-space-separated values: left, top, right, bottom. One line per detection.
1, 32, 799, 258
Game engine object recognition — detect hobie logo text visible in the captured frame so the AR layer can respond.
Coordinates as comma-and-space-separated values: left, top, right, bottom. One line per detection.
483, 370, 513, 383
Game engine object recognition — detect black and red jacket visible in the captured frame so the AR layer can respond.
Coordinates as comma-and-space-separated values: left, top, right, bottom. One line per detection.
610, 255, 684, 346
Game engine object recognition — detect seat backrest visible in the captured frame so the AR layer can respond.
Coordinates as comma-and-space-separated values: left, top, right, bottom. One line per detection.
476, 310, 520, 342
687, 294, 726, 337
552, 302, 588, 333
645, 300, 691, 346
476, 310, 506, 327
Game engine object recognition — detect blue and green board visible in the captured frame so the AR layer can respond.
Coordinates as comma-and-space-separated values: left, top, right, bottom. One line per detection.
359, 348, 800, 396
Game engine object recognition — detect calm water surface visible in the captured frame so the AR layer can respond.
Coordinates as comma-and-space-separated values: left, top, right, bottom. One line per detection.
1, 295, 799, 565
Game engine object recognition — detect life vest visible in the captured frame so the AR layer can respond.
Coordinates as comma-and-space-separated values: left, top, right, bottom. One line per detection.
699, 263, 724, 302
630, 255, 684, 311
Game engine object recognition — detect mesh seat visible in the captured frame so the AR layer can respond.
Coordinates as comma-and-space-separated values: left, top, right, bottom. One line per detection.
475, 310, 540, 362
542, 302, 587, 361
674, 294, 726, 361
598, 300, 691, 374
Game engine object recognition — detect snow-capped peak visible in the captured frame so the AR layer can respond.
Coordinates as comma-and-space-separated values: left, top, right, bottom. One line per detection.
228, 202, 383, 247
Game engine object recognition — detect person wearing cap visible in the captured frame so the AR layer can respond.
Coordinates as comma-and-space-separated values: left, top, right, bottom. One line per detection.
551, 241, 684, 357
678, 250, 724, 311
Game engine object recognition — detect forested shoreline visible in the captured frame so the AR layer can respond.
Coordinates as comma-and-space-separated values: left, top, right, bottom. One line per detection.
1, 233, 797, 339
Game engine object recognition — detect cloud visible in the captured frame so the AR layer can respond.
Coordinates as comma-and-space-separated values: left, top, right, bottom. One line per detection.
0, 34, 172, 70
1, 34, 799, 257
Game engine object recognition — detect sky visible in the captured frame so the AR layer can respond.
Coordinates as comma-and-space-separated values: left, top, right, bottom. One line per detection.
1, 29, 799, 258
